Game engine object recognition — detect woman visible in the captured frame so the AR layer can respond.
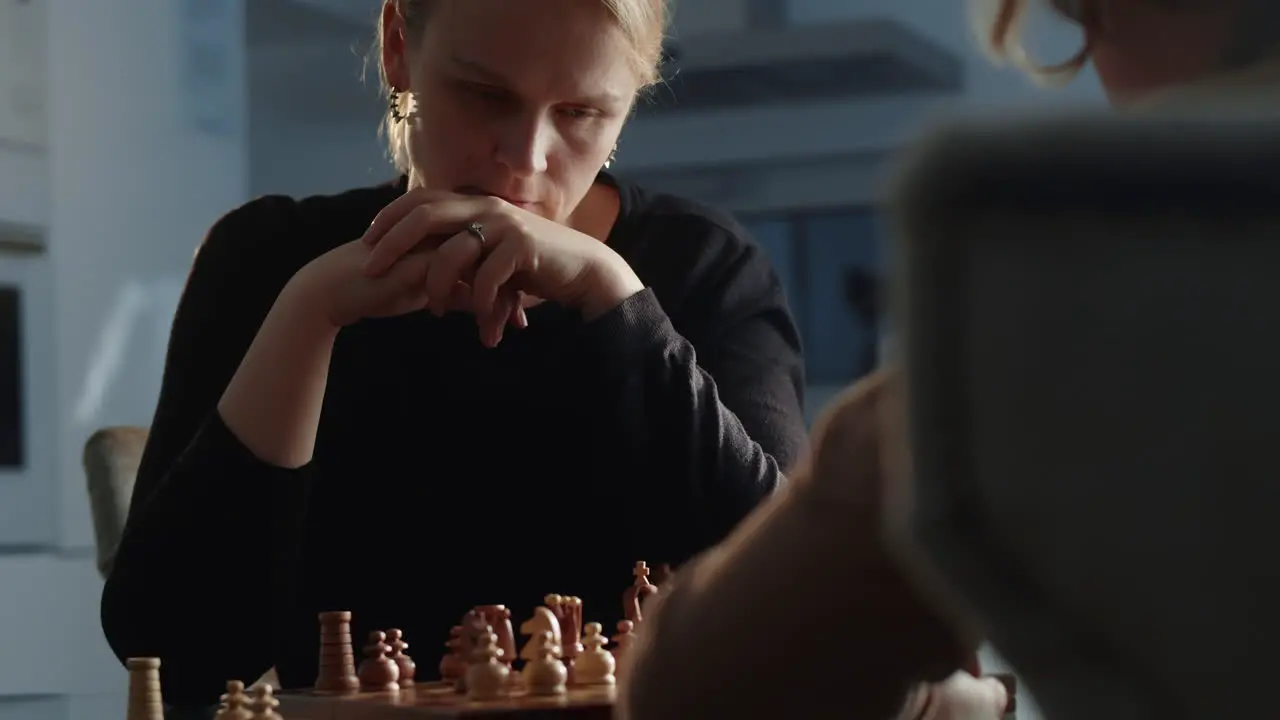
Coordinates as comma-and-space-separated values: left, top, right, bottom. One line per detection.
618, 1, 1280, 718
99, 0, 807, 708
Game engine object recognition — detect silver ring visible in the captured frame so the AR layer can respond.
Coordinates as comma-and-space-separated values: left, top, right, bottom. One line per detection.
465, 222, 486, 247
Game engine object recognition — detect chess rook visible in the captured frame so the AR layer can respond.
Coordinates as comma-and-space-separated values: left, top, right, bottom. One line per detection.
126, 657, 164, 720
314, 611, 360, 694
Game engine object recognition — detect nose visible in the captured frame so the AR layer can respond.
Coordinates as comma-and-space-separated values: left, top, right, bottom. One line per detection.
494, 114, 551, 177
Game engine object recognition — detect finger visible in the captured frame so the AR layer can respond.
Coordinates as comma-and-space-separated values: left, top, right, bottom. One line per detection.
479, 287, 520, 348
471, 236, 527, 320
359, 187, 455, 246
929, 673, 1009, 719
372, 245, 435, 314
513, 296, 529, 329
424, 229, 487, 314
445, 281, 473, 314
363, 197, 490, 278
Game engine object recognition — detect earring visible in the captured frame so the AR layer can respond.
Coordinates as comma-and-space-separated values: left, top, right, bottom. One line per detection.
604, 144, 618, 169
389, 89, 408, 123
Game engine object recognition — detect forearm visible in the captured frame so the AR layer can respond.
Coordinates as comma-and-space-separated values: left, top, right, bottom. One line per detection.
103, 414, 311, 705
580, 290, 805, 562
217, 281, 338, 468
619, 479, 971, 720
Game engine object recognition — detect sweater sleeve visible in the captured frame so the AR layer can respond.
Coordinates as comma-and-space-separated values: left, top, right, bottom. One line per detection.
576, 234, 808, 565
616, 372, 977, 720
100, 198, 316, 706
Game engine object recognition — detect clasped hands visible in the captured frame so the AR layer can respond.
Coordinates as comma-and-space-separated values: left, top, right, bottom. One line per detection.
298, 188, 644, 347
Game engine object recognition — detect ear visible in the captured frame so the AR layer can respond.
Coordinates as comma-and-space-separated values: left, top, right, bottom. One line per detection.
380, 1, 411, 91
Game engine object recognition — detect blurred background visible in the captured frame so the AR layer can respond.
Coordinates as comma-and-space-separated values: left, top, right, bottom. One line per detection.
0, 0, 1103, 717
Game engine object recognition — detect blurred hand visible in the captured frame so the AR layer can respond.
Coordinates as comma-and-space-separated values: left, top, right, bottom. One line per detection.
899, 672, 1009, 720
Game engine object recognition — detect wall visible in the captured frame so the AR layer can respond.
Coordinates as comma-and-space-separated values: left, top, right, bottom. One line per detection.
788, 0, 1107, 107
0, 0, 248, 718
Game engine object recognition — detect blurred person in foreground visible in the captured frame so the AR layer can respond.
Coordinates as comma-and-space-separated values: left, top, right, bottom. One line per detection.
617, 1, 1280, 718
100, 0, 809, 709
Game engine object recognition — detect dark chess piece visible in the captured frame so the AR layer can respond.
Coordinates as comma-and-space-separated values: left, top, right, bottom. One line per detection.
357, 630, 400, 691
386, 628, 416, 686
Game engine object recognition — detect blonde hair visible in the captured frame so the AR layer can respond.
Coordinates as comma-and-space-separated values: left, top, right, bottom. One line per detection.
969, 0, 1093, 85
973, 0, 1280, 85
373, 0, 669, 174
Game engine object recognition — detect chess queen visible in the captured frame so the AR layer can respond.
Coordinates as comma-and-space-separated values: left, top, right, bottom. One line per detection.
99, 0, 808, 710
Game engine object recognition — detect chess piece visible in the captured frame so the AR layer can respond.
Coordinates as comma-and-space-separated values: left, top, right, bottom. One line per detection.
465, 626, 510, 701
454, 610, 490, 693
439, 625, 467, 681
573, 623, 616, 686
315, 611, 360, 694
248, 685, 283, 720
126, 657, 164, 720
214, 680, 253, 720
519, 606, 562, 661
476, 604, 518, 671
612, 620, 637, 663
622, 561, 660, 624
545, 595, 584, 661
357, 630, 401, 691
522, 631, 568, 696
386, 628, 416, 686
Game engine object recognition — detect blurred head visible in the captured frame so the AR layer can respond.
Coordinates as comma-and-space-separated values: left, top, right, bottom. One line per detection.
375, 0, 667, 223
976, 0, 1280, 105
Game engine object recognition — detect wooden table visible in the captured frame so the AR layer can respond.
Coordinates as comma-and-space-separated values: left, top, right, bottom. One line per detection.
275, 681, 615, 719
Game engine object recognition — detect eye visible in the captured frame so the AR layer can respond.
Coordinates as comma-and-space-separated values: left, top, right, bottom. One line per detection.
558, 106, 600, 121
460, 81, 509, 102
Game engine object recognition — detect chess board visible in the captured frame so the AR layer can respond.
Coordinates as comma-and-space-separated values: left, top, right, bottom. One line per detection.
275, 681, 615, 719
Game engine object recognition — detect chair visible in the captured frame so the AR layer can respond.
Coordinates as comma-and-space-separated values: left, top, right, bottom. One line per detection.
887, 107, 1280, 719
84, 426, 150, 579
84, 426, 279, 689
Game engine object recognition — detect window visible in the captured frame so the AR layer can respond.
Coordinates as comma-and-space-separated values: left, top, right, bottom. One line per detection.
743, 207, 885, 387
0, 285, 20, 467
0, 242, 56, 546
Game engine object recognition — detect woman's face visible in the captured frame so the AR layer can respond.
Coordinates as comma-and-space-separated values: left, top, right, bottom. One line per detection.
382, 0, 641, 223
1079, 0, 1246, 104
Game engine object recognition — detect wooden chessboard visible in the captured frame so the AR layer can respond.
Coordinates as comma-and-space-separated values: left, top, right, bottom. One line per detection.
275, 680, 615, 719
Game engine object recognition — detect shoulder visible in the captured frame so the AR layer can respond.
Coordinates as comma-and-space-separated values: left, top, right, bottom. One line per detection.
808, 371, 895, 477
196, 179, 403, 272
611, 179, 783, 316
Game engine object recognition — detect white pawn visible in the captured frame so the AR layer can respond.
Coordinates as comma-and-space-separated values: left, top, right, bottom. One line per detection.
522, 631, 568, 696
466, 628, 510, 701
572, 622, 616, 686
214, 680, 253, 720
249, 685, 282, 720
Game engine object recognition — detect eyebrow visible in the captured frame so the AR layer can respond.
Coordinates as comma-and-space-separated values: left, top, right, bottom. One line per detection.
448, 54, 625, 107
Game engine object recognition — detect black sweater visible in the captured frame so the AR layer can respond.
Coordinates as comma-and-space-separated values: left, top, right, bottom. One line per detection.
100, 173, 807, 707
